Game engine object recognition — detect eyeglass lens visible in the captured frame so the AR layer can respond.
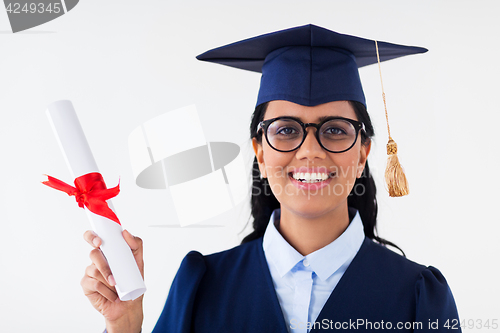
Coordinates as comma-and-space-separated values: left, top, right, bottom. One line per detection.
266, 118, 358, 152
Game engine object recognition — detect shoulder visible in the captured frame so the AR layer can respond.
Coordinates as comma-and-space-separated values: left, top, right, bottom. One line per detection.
360, 238, 459, 312
360, 238, 427, 279
204, 237, 263, 265
362, 238, 452, 283
356, 238, 456, 296
173, 238, 270, 317
155, 243, 261, 333
156, 240, 265, 332
177, 238, 263, 277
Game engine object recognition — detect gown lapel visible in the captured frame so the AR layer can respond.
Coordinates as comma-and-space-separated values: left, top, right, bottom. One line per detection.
256, 238, 291, 333
309, 238, 371, 333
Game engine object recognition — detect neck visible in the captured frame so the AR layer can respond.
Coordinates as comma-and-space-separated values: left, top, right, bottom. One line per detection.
277, 204, 350, 256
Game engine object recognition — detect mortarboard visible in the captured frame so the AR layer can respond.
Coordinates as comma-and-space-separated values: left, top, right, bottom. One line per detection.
196, 24, 427, 108
197, 24, 428, 197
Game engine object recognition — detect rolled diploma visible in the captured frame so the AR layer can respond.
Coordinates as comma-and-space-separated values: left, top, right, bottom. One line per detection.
47, 100, 146, 301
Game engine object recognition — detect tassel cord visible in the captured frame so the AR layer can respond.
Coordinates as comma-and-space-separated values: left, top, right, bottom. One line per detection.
375, 40, 410, 197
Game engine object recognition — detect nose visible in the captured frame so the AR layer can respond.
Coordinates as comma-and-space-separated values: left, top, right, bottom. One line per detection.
294, 127, 326, 161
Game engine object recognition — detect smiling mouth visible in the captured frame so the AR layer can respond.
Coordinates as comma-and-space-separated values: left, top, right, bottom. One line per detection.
289, 172, 336, 183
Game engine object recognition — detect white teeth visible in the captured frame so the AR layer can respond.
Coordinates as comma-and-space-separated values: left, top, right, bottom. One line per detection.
292, 172, 330, 183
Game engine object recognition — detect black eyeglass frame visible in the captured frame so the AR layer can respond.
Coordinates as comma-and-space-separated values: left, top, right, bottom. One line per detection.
257, 116, 366, 153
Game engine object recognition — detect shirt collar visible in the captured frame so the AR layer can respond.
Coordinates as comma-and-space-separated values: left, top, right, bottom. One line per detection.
262, 208, 365, 281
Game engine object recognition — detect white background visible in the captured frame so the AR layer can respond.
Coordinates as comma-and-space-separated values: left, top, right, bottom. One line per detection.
1, 1, 499, 332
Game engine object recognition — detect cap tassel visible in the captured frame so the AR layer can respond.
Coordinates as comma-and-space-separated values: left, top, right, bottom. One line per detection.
385, 138, 409, 197
375, 40, 409, 197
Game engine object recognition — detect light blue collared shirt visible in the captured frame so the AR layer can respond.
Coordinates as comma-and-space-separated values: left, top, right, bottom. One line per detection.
262, 208, 365, 333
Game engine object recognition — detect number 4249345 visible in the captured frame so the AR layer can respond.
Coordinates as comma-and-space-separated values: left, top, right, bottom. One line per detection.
5, 3, 62, 14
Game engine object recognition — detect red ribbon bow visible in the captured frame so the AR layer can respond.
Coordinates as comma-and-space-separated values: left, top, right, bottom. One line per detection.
42, 172, 121, 225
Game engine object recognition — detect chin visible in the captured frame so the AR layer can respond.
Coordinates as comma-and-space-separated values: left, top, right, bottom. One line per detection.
281, 196, 345, 218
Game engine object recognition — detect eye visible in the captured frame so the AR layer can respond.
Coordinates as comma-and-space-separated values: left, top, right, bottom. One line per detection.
267, 119, 303, 140
323, 126, 347, 136
320, 119, 356, 141
277, 127, 299, 136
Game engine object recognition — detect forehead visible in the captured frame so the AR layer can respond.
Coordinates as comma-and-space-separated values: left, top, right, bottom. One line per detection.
264, 100, 357, 122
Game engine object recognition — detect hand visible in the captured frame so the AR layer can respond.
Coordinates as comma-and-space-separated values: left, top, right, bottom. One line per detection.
81, 229, 144, 333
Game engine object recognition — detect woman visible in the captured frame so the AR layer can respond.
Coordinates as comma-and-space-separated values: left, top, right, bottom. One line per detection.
81, 25, 460, 333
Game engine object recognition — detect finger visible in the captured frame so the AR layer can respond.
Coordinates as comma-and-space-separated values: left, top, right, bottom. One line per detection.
89, 248, 115, 286
83, 230, 102, 248
81, 275, 118, 303
85, 264, 113, 289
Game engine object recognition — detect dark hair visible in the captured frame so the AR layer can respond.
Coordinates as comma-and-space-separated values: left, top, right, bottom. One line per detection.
241, 101, 404, 255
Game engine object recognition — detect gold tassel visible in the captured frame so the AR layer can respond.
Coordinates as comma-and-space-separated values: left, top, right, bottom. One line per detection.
375, 40, 409, 197
385, 138, 409, 197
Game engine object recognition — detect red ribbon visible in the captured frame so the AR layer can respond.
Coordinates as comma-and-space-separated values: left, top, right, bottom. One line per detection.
42, 172, 121, 225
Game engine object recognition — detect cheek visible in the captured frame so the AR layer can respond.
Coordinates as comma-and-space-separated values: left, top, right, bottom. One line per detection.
328, 151, 360, 179
263, 148, 292, 181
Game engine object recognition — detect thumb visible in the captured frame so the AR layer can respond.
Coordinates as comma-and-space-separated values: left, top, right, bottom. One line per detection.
122, 229, 142, 252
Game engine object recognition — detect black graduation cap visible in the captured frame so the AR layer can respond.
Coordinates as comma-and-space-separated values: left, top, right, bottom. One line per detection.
197, 24, 427, 107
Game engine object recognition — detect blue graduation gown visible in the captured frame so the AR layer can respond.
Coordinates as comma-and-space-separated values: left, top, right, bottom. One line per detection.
152, 237, 460, 332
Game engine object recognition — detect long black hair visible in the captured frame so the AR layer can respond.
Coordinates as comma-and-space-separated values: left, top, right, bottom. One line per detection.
241, 101, 404, 255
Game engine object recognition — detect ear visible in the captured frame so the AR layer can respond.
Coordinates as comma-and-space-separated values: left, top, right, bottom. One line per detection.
252, 137, 267, 178
357, 139, 371, 178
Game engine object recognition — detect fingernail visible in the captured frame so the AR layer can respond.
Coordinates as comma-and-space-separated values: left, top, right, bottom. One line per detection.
108, 275, 116, 286
92, 237, 100, 247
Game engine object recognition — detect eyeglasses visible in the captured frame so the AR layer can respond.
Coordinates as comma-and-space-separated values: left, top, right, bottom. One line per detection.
257, 116, 366, 153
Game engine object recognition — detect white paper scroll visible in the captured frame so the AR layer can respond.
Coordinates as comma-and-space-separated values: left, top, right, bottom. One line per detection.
128, 105, 249, 226
47, 100, 146, 301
